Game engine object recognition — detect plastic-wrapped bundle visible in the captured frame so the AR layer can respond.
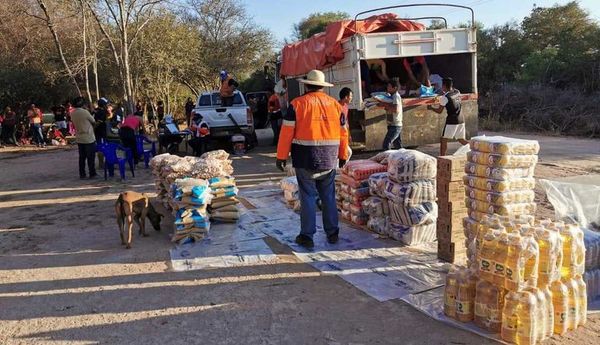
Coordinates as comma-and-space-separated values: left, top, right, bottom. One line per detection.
339, 173, 369, 189
388, 201, 437, 226
340, 191, 369, 206
465, 186, 535, 205
349, 204, 368, 217
368, 172, 388, 198
387, 149, 437, 183
212, 186, 238, 198
384, 179, 436, 206
341, 209, 351, 221
211, 196, 239, 209
209, 176, 235, 188
465, 199, 537, 216
464, 162, 535, 181
343, 160, 387, 181
211, 209, 240, 223
467, 151, 538, 169
367, 216, 388, 235
470, 136, 540, 155
463, 175, 536, 192
387, 222, 437, 245
172, 208, 211, 243
362, 197, 389, 217
468, 208, 534, 222
349, 186, 370, 198
200, 149, 229, 161
463, 217, 480, 241
369, 150, 396, 165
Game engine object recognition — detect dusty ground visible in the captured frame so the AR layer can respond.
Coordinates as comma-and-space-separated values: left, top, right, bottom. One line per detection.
0, 131, 599, 345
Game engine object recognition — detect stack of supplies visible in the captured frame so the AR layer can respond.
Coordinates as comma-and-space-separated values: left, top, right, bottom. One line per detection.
208, 176, 240, 222
437, 155, 469, 263
337, 160, 387, 226
171, 178, 212, 243
444, 214, 588, 344
384, 149, 438, 245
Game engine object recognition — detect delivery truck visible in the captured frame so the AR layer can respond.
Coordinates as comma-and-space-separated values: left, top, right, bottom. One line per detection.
279, 4, 478, 150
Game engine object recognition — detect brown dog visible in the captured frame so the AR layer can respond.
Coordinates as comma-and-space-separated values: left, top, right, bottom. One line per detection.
115, 191, 163, 249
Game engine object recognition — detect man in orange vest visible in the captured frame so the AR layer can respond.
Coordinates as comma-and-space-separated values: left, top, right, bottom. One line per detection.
276, 69, 349, 248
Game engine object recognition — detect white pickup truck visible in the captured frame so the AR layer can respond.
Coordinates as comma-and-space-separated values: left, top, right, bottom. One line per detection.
191, 90, 257, 146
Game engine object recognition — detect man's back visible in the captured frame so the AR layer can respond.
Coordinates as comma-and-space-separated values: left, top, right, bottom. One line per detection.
71, 108, 96, 144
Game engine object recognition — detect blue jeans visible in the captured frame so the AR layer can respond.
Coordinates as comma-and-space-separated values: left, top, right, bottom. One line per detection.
31, 123, 44, 145
382, 125, 402, 150
295, 168, 339, 239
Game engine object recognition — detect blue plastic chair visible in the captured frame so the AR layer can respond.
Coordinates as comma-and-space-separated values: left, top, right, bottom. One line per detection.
100, 143, 135, 180
135, 134, 157, 168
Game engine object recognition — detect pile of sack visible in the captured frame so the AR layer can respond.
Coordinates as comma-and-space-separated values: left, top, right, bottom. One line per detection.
363, 149, 438, 245
208, 176, 240, 222
171, 178, 212, 244
149, 150, 238, 243
337, 160, 387, 226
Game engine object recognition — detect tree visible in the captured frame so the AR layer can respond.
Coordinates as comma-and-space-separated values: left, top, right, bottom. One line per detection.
185, 0, 273, 90
87, 0, 165, 113
292, 11, 349, 40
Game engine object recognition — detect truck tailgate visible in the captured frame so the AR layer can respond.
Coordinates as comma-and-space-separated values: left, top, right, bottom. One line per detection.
199, 106, 248, 128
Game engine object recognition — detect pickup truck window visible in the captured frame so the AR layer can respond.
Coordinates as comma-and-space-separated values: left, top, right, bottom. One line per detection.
211, 92, 243, 106
198, 94, 211, 107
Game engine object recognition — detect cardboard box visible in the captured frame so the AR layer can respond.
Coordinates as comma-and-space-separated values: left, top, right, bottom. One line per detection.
437, 156, 467, 182
437, 222, 467, 242
438, 241, 468, 263
437, 199, 468, 216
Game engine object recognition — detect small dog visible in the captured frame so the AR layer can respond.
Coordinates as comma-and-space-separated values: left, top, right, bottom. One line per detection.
115, 191, 163, 249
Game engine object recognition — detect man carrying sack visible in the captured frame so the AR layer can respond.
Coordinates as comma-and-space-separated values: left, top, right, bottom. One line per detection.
275, 69, 349, 249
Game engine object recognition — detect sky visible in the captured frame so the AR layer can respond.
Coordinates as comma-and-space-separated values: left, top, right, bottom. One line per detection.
241, 0, 600, 47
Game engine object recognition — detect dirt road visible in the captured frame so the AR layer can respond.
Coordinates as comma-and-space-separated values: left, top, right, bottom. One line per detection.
0, 132, 599, 345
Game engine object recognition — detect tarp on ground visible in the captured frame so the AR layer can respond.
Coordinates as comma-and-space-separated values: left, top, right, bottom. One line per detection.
280, 14, 424, 77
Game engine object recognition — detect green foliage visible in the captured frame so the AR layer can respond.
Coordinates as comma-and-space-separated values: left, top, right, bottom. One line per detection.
293, 11, 349, 40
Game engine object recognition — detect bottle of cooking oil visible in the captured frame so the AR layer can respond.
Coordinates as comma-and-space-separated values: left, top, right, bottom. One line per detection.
516, 291, 538, 345
444, 266, 459, 318
522, 234, 540, 287
570, 225, 586, 277
501, 292, 520, 343
564, 278, 580, 330
575, 274, 587, 327
474, 279, 490, 329
541, 285, 555, 339
480, 229, 500, 283
550, 280, 570, 335
456, 269, 477, 322
493, 232, 509, 286
535, 226, 560, 287
504, 233, 524, 291
525, 287, 547, 342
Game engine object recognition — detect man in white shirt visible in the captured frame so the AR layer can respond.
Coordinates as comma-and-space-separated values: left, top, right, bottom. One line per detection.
377, 78, 403, 150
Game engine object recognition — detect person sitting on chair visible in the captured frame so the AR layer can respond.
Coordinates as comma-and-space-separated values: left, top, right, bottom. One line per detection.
189, 113, 210, 157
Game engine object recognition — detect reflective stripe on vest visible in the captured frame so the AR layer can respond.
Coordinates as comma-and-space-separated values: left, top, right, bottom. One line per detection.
292, 139, 340, 146
282, 120, 295, 127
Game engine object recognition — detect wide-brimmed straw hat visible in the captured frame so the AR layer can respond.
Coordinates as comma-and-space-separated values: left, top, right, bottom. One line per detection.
298, 70, 334, 87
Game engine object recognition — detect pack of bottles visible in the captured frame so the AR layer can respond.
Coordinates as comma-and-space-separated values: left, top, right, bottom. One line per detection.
474, 280, 506, 333
444, 266, 477, 323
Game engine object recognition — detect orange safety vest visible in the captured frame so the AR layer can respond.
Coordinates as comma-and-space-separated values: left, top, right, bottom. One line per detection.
276, 91, 349, 170
220, 76, 235, 98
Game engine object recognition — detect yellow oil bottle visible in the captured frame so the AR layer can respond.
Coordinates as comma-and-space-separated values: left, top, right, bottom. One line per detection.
541, 285, 555, 339
516, 291, 538, 345
480, 230, 500, 283
504, 233, 524, 291
535, 226, 560, 287
522, 235, 540, 287
501, 292, 520, 344
474, 279, 490, 329
456, 269, 477, 322
493, 233, 509, 286
525, 287, 547, 342
550, 280, 569, 335
575, 275, 587, 327
444, 266, 459, 318
564, 278, 580, 330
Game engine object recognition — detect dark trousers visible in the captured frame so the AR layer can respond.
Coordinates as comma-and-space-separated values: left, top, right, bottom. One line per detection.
382, 125, 402, 150
78, 142, 97, 178
119, 127, 139, 164
189, 137, 208, 157
295, 168, 339, 239
270, 111, 282, 145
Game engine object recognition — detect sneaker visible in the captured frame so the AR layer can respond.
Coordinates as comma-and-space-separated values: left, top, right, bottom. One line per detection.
327, 233, 339, 244
295, 234, 314, 249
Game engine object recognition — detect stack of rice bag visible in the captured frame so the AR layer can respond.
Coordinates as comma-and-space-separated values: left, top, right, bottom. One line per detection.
463, 136, 539, 254
337, 160, 387, 226
208, 176, 240, 223
171, 178, 212, 243
384, 149, 438, 245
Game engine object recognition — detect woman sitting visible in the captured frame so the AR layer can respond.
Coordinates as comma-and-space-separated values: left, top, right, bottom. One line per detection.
119, 113, 142, 164
48, 125, 67, 146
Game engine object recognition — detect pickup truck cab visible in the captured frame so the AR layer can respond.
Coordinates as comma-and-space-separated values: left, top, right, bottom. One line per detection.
191, 90, 257, 145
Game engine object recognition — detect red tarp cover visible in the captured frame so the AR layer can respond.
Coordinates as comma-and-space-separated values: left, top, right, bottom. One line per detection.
281, 14, 425, 77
